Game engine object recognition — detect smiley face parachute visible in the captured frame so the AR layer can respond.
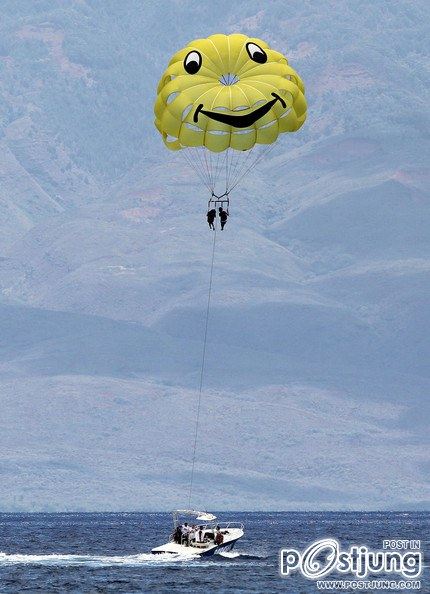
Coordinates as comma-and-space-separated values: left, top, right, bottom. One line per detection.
154, 33, 306, 204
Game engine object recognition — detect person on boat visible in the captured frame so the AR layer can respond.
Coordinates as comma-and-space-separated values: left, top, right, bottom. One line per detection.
181, 522, 191, 546
173, 525, 182, 544
189, 525, 197, 544
219, 207, 229, 230
207, 208, 216, 230
214, 525, 224, 545
196, 526, 205, 544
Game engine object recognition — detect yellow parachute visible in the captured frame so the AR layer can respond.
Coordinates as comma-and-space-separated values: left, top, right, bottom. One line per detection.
154, 33, 307, 198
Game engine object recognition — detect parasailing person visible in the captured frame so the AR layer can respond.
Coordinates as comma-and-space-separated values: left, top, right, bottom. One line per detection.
207, 208, 216, 230
219, 206, 229, 230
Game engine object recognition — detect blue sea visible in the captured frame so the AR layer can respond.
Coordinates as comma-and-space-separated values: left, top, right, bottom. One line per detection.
0, 512, 428, 593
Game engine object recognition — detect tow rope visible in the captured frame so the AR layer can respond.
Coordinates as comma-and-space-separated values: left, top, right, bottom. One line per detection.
188, 220, 218, 507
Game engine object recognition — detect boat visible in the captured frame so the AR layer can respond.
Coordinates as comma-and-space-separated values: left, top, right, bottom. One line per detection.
151, 509, 244, 557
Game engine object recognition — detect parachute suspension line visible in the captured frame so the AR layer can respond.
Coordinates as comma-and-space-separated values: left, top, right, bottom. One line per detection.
188, 221, 217, 508
181, 142, 277, 199
227, 148, 237, 191
228, 147, 252, 190
224, 148, 236, 193
192, 148, 209, 190
208, 150, 212, 190
197, 148, 212, 190
203, 149, 214, 194
210, 148, 228, 196
224, 149, 230, 194
228, 149, 252, 190
211, 150, 222, 193
228, 148, 239, 191
229, 143, 277, 193
182, 149, 210, 191
226, 149, 238, 190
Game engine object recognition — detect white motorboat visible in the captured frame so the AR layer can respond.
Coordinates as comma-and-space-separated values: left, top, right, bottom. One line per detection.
151, 510, 244, 557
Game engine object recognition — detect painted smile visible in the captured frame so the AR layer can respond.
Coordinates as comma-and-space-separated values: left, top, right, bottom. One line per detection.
193, 92, 287, 129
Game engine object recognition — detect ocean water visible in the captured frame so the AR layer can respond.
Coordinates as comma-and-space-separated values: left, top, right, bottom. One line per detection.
0, 512, 427, 593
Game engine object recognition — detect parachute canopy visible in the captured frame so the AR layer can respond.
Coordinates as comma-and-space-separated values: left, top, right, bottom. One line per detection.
154, 33, 307, 194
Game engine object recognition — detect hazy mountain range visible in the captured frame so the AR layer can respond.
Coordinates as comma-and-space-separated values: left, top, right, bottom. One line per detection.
0, 0, 428, 511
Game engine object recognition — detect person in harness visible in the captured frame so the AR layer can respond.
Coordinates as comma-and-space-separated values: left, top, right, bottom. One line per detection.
207, 208, 216, 230
218, 207, 229, 230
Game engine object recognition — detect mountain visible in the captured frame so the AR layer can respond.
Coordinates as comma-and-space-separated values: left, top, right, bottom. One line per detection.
0, 0, 428, 510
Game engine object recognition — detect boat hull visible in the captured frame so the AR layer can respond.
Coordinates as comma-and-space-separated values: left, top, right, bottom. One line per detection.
151, 528, 243, 557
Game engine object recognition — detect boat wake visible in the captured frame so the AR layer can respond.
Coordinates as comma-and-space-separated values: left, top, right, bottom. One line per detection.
0, 549, 262, 567
217, 551, 241, 559
0, 551, 198, 567
0, 542, 266, 566
225, 551, 269, 560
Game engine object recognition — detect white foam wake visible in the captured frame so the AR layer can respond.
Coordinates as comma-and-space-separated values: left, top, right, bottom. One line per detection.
217, 551, 241, 559
0, 551, 198, 567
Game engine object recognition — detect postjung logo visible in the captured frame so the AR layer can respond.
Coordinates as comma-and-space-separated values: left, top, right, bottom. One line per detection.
280, 538, 422, 580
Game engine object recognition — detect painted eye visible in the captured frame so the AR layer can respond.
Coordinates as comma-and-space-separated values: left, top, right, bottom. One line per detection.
246, 42, 267, 64
184, 50, 202, 74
